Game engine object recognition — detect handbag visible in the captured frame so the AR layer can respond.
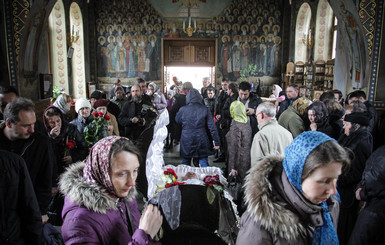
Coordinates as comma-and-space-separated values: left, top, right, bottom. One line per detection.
227, 175, 242, 202
47, 193, 64, 226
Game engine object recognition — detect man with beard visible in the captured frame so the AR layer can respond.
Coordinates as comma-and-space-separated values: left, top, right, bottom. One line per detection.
118, 84, 157, 141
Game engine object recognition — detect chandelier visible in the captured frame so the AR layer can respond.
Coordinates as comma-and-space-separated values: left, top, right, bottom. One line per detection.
68, 25, 79, 46
182, 0, 197, 37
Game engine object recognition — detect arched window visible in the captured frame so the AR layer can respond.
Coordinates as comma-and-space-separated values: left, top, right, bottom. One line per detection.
69, 2, 86, 99
48, 0, 69, 92
314, 0, 334, 62
294, 3, 311, 62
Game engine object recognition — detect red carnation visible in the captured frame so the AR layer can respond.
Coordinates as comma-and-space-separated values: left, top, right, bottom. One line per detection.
93, 111, 99, 117
203, 175, 220, 187
66, 139, 76, 149
98, 112, 104, 117
104, 114, 110, 120
165, 182, 185, 188
71, 100, 75, 105
164, 168, 178, 179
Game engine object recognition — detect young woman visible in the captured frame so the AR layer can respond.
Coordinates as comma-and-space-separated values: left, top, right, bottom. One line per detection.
306, 102, 339, 139
237, 131, 350, 245
60, 136, 162, 244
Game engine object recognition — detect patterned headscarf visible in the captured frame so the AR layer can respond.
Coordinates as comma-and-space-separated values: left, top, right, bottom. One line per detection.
292, 96, 312, 117
230, 101, 247, 123
283, 131, 339, 245
83, 136, 127, 196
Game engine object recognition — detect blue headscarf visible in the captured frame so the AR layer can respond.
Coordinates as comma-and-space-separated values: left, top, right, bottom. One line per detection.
283, 131, 339, 245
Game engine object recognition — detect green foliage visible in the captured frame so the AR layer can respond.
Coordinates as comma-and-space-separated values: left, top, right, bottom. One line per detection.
51, 86, 65, 101
84, 112, 109, 148
240, 64, 257, 78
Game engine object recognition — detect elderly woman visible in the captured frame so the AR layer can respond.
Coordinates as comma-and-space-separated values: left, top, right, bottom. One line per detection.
337, 102, 373, 244
226, 101, 252, 182
237, 131, 350, 245
70, 98, 93, 137
147, 82, 167, 114
94, 99, 120, 136
60, 136, 162, 244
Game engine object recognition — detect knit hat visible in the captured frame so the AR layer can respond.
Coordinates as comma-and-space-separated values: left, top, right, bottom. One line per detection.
75, 98, 92, 113
90, 90, 105, 100
93, 99, 108, 109
344, 111, 371, 126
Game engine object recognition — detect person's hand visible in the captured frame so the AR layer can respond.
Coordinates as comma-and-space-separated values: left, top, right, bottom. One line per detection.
50, 126, 61, 138
213, 145, 220, 150
231, 169, 238, 176
246, 108, 255, 115
216, 114, 221, 120
51, 187, 58, 196
62, 156, 72, 165
132, 117, 139, 123
356, 188, 362, 200
42, 215, 49, 224
310, 122, 317, 131
141, 118, 146, 126
139, 204, 163, 239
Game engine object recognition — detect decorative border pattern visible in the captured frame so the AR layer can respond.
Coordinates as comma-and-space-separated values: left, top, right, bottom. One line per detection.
12, 0, 29, 66
4, 0, 18, 86
371, 0, 384, 107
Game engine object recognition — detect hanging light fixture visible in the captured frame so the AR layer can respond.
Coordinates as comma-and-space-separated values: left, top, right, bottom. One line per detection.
182, 0, 197, 37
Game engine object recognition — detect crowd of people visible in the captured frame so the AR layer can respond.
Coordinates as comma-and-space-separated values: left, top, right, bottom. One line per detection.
0, 76, 385, 244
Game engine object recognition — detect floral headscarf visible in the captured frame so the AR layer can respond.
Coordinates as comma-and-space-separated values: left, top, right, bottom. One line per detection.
283, 131, 339, 245
83, 136, 127, 196
230, 101, 247, 123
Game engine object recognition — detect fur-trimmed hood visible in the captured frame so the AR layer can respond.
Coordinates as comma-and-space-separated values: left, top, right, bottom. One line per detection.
59, 161, 136, 214
243, 155, 337, 242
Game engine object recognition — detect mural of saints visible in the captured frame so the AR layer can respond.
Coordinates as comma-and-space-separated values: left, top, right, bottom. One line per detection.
232, 35, 242, 73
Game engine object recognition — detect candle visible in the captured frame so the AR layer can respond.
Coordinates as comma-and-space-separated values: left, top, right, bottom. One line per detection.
189, 16, 191, 26
183, 20, 185, 30
194, 19, 196, 28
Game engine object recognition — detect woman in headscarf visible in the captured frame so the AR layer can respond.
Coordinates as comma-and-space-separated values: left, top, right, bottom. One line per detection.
59, 136, 162, 244
53, 93, 73, 122
70, 98, 94, 138
337, 102, 373, 245
43, 106, 89, 186
237, 131, 350, 245
306, 101, 339, 139
147, 82, 167, 114
94, 99, 120, 136
226, 101, 252, 182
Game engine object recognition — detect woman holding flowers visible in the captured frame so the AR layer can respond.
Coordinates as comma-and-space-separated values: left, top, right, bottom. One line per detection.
93, 99, 120, 136
43, 106, 88, 186
60, 136, 162, 244
237, 131, 350, 245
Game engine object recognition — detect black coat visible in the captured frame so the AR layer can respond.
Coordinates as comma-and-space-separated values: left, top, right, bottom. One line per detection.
214, 89, 229, 117
118, 98, 156, 141
204, 97, 216, 118
349, 145, 385, 245
0, 150, 43, 244
169, 94, 186, 141
0, 125, 54, 215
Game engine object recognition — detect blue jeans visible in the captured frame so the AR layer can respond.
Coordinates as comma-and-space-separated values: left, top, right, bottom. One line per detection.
182, 157, 209, 167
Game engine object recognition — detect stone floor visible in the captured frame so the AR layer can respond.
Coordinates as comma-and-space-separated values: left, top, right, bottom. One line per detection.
162, 142, 226, 171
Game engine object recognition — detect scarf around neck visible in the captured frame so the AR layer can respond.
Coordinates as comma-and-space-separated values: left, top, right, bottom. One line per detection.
283, 131, 339, 245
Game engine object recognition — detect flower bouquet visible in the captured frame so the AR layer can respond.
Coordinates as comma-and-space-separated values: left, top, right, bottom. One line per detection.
156, 168, 185, 191
84, 112, 110, 148
203, 174, 224, 204
64, 138, 76, 157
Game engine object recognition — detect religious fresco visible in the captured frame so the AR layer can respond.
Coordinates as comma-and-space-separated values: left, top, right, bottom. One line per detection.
213, 0, 283, 80
94, 0, 283, 82
95, 0, 163, 81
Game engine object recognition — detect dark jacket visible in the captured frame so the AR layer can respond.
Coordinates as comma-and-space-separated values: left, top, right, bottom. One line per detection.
169, 93, 186, 140
364, 101, 378, 134
0, 123, 54, 215
236, 156, 339, 245
70, 114, 94, 137
118, 97, 157, 141
201, 84, 216, 99
220, 92, 238, 130
60, 162, 159, 245
215, 89, 229, 117
44, 106, 89, 186
204, 97, 216, 118
276, 96, 299, 119
242, 92, 263, 137
348, 145, 385, 245
175, 89, 220, 158
0, 150, 43, 244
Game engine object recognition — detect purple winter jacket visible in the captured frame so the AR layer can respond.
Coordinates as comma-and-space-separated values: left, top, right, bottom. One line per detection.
59, 162, 161, 245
